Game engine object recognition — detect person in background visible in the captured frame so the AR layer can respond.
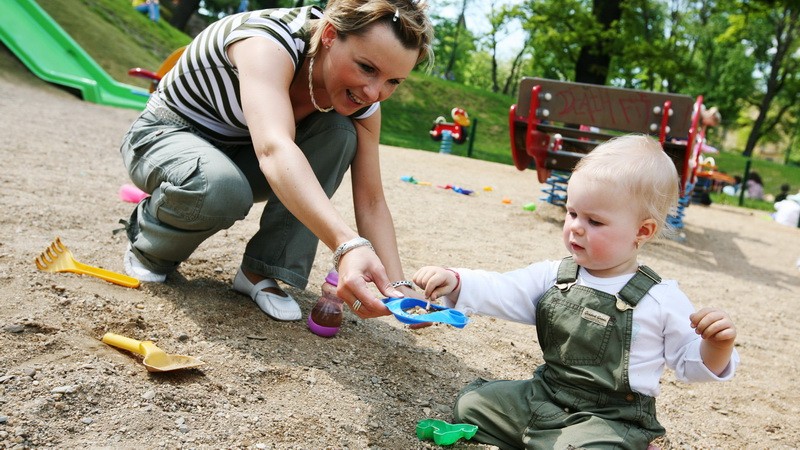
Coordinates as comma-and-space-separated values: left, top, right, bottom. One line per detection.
773, 192, 800, 228
745, 171, 765, 200
775, 183, 791, 203
414, 135, 739, 449
722, 174, 742, 197
119, 0, 433, 321
132, 0, 160, 22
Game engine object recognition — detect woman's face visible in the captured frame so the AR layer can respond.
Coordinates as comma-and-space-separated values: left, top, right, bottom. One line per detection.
320, 22, 419, 114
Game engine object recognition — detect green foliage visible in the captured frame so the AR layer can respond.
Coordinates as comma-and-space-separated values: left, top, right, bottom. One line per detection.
37, 0, 192, 88
30, 0, 800, 214
430, 12, 479, 82
516, 0, 594, 81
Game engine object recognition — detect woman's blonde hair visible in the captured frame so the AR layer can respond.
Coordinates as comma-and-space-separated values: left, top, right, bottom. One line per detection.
309, 0, 434, 71
572, 134, 680, 237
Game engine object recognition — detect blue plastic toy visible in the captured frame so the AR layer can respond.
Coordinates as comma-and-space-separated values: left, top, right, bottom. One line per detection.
382, 298, 469, 328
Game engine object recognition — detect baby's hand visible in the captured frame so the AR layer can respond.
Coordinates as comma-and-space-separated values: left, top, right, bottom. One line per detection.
690, 307, 736, 348
413, 266, 460, 302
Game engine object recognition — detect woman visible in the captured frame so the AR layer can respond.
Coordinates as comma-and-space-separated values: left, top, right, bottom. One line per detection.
120, 0, 433, 321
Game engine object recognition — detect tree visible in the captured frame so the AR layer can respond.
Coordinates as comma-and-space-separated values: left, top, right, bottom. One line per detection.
574, 0, 622, 85
480, 2, 517, 93
431, 8, 478, 82
169, 0, 202, 31
443, 0, 470, 80
728, 1, 800, 157
169, 0, 304, 32
515, 0, 595, 82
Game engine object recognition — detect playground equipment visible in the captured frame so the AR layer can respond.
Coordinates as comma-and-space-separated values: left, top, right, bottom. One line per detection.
430, 107, 471, 143
509, 77, 712, 228
128, 46, 186, 93
0, 0, 149, 110
431, 107, 473, 154
690, 156, 736, 205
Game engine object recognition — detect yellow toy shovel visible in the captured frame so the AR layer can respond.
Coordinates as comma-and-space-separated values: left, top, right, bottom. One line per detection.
101, 333, 204, 372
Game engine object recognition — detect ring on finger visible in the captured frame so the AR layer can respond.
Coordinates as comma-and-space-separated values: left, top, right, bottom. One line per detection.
352, 300, 362, 311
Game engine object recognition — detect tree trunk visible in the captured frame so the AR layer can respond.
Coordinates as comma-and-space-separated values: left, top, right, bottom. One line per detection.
490, 37, 499, 93
742, 6, 798, 157
574, 0, 621, 85
502, 45, 527, 95
169, 0, 201, 32
444, 0, 468, 80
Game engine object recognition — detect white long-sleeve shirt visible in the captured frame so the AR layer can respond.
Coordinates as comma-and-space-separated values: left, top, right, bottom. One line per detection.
444, 260, 739, 397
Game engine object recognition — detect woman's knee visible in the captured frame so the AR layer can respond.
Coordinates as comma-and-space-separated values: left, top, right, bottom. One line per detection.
296, 114, 358, 194
158, 157, 252, 230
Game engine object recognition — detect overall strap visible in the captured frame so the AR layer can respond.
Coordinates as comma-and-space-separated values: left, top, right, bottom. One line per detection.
615, 265, 661, 311
554, 257, 579, 290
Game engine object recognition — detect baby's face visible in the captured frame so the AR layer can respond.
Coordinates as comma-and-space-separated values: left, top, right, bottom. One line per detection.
562, 173, 645, 278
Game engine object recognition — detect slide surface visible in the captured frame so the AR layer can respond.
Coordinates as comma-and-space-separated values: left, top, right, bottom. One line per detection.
0, 0, 148, 110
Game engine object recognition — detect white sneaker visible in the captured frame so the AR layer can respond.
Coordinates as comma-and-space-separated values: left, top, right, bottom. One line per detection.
232, 268, 301, 321
123, 244, 166, 283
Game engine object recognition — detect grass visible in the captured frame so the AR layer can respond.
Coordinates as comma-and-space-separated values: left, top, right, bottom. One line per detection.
380, 74, 515, 165
36, 0, 191, 89
702, 152, 800, 211
23, 0, 800, 213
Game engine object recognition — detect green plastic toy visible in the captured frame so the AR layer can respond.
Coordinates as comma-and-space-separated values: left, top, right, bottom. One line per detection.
416, 419, 478, 446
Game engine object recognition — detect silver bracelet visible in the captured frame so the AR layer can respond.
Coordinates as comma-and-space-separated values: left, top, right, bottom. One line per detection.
333, 237, 374, 271
389, 280, 414, 289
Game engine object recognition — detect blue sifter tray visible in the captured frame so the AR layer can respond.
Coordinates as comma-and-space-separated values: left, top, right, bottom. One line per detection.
383, 298, 469, 328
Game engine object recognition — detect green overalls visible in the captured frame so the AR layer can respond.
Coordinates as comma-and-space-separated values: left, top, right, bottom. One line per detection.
453, 257, 666, 450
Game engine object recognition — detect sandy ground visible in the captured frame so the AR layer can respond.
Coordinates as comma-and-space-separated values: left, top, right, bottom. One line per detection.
2, 50, 800, 449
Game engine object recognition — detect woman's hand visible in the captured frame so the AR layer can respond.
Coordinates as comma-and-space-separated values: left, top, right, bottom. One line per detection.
336, 247, 399, 319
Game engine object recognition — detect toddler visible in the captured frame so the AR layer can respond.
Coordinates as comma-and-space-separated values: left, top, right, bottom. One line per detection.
414, 135, 739, 449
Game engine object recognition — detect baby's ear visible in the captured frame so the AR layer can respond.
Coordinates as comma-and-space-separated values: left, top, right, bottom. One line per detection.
637, 218, 657, 242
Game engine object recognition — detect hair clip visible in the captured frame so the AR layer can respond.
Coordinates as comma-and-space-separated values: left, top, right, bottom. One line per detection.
393, 8, 399, 22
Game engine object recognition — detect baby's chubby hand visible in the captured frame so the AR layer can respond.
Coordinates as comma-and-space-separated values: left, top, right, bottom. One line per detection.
412, 266, 460, 302
690, 307, 736, 348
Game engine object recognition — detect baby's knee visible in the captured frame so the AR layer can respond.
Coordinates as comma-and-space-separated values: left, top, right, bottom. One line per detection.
452, 384, 483, 423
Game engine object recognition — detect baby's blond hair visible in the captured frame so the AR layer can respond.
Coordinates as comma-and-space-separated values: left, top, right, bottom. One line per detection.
572, 134, 680, 237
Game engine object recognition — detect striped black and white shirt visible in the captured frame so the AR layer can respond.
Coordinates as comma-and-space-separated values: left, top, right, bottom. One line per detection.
157, 6, 379, 144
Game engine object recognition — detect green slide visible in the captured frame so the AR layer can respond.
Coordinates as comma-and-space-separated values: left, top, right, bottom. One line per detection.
0, 0, 148, 110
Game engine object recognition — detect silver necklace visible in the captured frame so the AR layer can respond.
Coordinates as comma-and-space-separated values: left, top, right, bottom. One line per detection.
308, 57, 333, 113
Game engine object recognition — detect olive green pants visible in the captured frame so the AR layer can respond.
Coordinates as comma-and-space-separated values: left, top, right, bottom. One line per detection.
453, 368, 663, 450
120, 102, 357, 288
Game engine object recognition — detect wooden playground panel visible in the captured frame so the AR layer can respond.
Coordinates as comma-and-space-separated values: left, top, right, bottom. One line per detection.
509, 77, 706, 209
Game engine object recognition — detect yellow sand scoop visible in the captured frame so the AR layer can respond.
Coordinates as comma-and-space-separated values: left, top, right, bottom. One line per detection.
35, 237, 140, 288
101, 333, 205, 372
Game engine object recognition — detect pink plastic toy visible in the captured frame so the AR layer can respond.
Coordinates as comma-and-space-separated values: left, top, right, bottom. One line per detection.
119, 184, 149, 203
